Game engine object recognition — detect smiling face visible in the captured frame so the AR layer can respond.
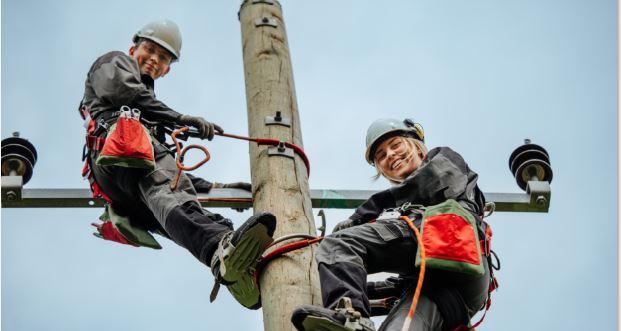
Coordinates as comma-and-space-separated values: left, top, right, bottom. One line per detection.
374, 136, 424, 182
129, 39, 173, 80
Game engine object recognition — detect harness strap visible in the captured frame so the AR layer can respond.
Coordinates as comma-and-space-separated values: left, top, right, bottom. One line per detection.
86, 135, 106, 151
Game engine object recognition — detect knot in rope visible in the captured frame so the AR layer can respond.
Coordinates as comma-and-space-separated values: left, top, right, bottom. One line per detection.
170, 127, 211, 190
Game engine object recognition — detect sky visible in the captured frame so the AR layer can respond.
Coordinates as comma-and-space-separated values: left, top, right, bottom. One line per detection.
1, 1, 617, 330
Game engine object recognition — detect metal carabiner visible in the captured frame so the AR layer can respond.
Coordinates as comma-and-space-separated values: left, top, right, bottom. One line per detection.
120, 105, 131, 113
483, 202, 496, 218
131, 108, 141, 119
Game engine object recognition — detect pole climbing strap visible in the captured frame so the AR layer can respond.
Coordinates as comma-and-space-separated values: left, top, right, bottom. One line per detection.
253, 234, 323, 289
217, 132, 310, 177
170, 127, 211, 190
168, 127, 311, 191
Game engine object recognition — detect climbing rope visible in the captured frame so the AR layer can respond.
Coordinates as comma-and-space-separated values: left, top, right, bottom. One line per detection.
215, 131, 310, 177
399, 215, 426, 331
254, 234, 323, 288
169, 127, 311, 191
170, 127, 211, 190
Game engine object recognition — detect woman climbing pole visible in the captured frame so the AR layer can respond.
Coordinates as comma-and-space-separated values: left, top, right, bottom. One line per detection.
291, 118, 496, 331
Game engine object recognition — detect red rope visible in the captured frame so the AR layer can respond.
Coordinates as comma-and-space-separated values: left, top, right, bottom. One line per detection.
170, 127, 211, 190
169, 128, 311, 190
217, 132, 310, 177
253, 237, 323, 289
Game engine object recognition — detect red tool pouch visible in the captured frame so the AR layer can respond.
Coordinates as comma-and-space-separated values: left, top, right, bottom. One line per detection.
415, 199, 485, 276
96, 106, 155, 170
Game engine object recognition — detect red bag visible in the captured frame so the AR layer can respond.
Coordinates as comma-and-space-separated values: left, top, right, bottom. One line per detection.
96, 106, 155, 170
415, 199, 485, 276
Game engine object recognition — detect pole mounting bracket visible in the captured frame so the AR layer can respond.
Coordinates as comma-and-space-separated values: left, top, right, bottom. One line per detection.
267, 141, 294, 159
255, 17, 278, 28
1, 175, 23, 201
265, 111, 291, 127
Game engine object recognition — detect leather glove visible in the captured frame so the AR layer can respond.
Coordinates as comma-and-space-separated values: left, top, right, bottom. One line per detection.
212, 182, 252, 192
332, 218, 357, 233
178, 115, 223, 140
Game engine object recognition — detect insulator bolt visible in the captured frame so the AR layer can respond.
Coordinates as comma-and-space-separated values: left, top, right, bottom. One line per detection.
5, 191, 17, 201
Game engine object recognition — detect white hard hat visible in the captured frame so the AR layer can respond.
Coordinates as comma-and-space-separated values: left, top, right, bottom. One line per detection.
365, 118, 424, 165
133, 19, 182, 61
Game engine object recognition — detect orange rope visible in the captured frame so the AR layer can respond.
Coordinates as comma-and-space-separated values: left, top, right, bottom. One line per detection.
399, 215, 426, 331
170, 127, 211, 190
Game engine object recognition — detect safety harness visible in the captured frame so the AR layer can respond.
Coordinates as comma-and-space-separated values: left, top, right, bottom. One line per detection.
79, 115, 311, 247
80, 105, 112, 204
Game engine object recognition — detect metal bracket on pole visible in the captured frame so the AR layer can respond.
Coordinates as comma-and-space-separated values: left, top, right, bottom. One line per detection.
265, 111, 291, 127
255, 17, 278, 28
1, 187, 551, 212
1, 175, 23, 201
267, 142, 294, 158
252, 0, 275, 5
526, 180, 551, 211
238, 0, 278, 21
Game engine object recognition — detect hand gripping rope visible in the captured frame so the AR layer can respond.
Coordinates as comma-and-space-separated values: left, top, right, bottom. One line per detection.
169, 127, 310, 191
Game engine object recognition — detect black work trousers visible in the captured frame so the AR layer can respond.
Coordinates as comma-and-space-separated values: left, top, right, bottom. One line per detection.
315, 219, 490, 331
90, 139, 232, 265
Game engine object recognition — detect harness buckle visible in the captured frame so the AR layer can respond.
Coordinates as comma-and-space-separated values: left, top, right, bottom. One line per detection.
376, 209, 401, 221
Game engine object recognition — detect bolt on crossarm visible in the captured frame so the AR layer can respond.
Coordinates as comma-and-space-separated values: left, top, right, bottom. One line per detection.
238, 1, 322, 330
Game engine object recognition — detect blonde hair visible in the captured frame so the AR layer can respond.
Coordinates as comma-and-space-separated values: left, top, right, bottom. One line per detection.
372, 137, 428, 184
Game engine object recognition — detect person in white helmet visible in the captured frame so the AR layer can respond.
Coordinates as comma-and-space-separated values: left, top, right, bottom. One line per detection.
79, 19, 275, 310
292, 119, 496, 331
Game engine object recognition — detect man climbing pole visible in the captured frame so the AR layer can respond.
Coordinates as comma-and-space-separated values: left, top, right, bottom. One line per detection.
79, 19, 276, 310
291, 118, 497, 331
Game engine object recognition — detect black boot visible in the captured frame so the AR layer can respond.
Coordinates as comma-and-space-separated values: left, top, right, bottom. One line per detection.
292, 297, 376, 331
210, 212, 276, 309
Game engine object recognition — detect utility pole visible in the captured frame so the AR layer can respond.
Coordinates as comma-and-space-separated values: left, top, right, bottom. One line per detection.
238, 1, 322, 330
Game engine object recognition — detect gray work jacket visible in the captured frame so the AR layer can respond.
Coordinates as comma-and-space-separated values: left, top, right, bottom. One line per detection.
80, 51, 181, 128
349, 147, 486, 223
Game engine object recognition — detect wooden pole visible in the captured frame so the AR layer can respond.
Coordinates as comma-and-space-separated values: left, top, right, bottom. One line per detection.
238, 1, 322, 330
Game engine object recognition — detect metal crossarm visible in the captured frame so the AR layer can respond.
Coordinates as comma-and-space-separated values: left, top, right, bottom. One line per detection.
1, 185, 550, 212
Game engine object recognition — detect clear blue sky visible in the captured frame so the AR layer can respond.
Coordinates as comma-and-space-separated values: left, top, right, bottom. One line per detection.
1, 1, 617, 330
